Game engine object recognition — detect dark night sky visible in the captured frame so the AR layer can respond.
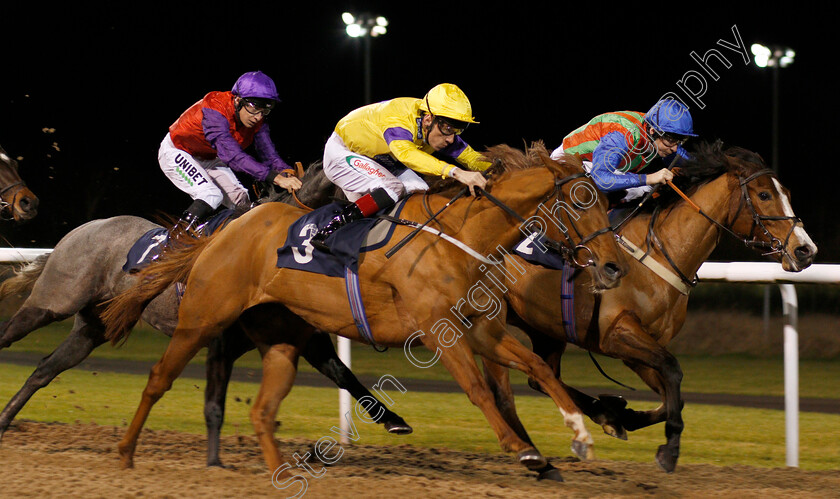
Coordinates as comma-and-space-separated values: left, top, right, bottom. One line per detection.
1, 3, 836, 262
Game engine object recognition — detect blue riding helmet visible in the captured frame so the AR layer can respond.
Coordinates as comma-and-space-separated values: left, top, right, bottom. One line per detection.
231, 71, 280, 102
645, 99, 698, 137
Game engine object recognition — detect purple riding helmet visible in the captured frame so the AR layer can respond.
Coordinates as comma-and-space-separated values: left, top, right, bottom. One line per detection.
231, 71, 280, 102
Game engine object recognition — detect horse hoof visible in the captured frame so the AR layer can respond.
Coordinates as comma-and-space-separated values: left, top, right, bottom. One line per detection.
655, 445, 678, 473
384, 420, 413, 435
536, 464, 564, 482
517, 448, 548, 470
603, 423, 628, 441
571, 440, 594, 460
207, 459, 228, 469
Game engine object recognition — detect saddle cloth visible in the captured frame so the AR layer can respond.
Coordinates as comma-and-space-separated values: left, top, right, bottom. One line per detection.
122, 209, 235, 273
513, 233, 578, 344
275, 199, 407, 277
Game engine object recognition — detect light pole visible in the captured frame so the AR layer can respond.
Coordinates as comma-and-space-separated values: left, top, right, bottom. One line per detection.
750, 43, 796, 346
337, 13, 388, 442
750, 43, 795, 173
342, 12, 388, 104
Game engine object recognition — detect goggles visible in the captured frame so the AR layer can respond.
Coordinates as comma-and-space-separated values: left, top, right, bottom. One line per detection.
241, 99, 274, 117
659, 133, 688, 147
434, 117, 467, 136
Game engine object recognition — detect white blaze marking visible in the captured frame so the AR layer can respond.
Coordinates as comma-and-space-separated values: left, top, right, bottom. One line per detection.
771, 178, 817, 253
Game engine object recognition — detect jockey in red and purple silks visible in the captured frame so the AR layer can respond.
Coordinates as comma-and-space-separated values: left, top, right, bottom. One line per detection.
550, 99, 696, 201
159, 70, 301, 236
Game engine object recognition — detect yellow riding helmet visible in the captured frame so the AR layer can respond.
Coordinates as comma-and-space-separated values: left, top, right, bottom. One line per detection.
419, 83, 479, 124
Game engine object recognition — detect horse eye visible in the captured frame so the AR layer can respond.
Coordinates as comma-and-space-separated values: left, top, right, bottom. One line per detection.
758, 191, 772, 201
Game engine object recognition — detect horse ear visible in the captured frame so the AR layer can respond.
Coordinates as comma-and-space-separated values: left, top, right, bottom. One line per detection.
538, 151, 561, 175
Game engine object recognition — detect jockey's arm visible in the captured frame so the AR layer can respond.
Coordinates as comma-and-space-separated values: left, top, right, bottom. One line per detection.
589, 131, 647, 192
387, 139, 459, 177
202, 108, 279, 183
253, 124, 295, 175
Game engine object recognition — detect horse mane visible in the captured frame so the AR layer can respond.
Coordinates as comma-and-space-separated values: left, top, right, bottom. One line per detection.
648, 140, 768, 210
262, 160, 339, 207
427, 140, 571, 194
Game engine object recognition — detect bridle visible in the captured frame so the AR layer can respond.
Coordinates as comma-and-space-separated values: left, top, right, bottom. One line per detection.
0, 180, 26, 221
733, 169, 801, 258
636, 168, 802, 290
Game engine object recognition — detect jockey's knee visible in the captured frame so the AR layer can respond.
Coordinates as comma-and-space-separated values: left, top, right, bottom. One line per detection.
199, 191, 224, 211
381, 180, 405, 203
228, 189, 250, 209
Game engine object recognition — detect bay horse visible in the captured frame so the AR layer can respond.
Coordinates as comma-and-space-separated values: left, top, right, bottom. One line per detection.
0, 145, 38, 222
0, 161, 412, 466
101, 143, 626, 480
486, 141, 817, 473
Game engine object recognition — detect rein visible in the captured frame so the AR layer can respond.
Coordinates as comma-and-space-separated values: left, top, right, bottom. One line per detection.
623, 168, 801, 293
667, 169, 799, 257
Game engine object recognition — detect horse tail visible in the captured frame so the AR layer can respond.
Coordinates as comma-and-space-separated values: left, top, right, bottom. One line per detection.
0, 253, 49, 301
101, 234, 214, 346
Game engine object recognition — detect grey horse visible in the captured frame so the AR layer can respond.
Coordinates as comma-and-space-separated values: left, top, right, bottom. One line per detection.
0, 162, 411, 466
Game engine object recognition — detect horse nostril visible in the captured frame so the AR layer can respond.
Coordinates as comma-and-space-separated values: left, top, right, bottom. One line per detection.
794, 245, 813, 261
604, 262, 623, 279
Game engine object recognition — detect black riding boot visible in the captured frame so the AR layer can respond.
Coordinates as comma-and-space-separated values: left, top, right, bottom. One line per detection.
310, 188, 394, 253
168, 199, 214, 246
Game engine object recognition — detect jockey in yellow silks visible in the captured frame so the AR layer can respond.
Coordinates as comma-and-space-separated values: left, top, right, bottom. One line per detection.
311, 83, 490, 251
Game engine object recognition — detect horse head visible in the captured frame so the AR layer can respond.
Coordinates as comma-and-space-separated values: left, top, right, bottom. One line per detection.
680, 142, 816, 272
484, 142, 626, 290
0, 146, 39, 222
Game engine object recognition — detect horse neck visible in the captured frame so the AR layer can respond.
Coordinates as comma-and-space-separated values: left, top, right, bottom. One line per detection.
632, 174, 736, 277
443, 168, 556, 253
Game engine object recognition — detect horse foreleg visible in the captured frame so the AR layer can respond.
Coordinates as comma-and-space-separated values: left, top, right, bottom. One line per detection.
0, 312, 106, 440
250, 342, 300, 475
525, 328, 628, 440
300, 331, 412, 435
601, 313, 683, 472
204, 326, 255, 467
470, 326, 594, 462
422, 334, 551, 475
119, 326, 214, 469
478, 358, 565, 482
480, 358, 533, 445
0, 306, 66, 350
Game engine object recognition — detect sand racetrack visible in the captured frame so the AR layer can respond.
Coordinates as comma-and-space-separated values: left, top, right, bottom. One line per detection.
1, 421, 838, 498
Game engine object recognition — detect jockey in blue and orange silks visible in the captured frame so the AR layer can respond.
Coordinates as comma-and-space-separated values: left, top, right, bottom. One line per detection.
550, 98, 697, 206
310, 83, 491, 251
159, 70, 302, 237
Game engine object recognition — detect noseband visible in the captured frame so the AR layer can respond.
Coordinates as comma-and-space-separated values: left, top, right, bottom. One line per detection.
0, 180, 26, 221
733, 169, 802, 259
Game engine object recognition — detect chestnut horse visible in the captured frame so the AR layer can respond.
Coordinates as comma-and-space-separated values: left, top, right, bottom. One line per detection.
0, 145, 38, 222
487, 142, 817, 473
102, 143, 625, 480
0, 162, 413, 464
